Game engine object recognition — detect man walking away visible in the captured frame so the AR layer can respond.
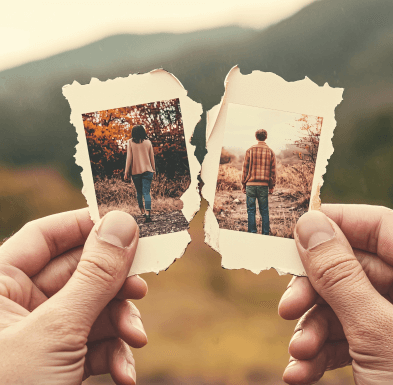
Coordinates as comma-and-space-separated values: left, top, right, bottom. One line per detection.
241, 129, 276, 235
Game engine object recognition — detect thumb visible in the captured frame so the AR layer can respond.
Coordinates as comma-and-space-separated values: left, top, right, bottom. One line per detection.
38, 210, 139, 332
295, 210, 392, 345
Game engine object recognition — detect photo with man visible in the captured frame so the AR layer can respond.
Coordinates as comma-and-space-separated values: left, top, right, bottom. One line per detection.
213, 103, 322, 239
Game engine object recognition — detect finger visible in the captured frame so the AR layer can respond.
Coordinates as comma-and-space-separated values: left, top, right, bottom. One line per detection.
0, 208, 93, 276
30, 245, 83, 298
278, 276, 318, 320
353, 247, 393, 295
0, 263, 48, 310
283, 341, 351, 385
289, 305, 345, 361
116, 275, 148, 300
34, 211, 139, 333
89, 299, 147, 348
295, 210, 393, 350
322, 204, 393, 263
31, 242, 147, 301
279, 249, 393, 323
84, 338, 136, 385
0, 295, 29, 331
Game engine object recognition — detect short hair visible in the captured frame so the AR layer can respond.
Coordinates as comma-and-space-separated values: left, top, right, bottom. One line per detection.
255, 129, 267, 141
131, 125, 148, 143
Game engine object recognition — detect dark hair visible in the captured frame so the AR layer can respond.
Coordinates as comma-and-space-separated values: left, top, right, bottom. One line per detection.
255, 129, 267, 141
131, 125, 148, 143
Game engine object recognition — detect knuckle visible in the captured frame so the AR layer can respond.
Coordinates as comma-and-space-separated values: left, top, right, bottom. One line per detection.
379, 206, 393, 215
19, 221, 38, 241
77, 250, 121, 288
295, 304, 318, 330
312, 248, 363, 293
20, 220, 34, 232
293, 305, 328, 343
378, 210, 393, 255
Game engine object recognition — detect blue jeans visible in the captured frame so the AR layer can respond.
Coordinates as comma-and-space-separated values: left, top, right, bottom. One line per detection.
246, 185, 270, 235
131, 171, 153, 211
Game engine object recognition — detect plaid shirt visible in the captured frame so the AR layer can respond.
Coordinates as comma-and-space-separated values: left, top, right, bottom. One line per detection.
241, 142, 276, 188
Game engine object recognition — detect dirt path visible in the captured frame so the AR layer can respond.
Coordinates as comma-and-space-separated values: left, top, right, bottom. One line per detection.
135, 210, 189, 238
214, 188, 308, 238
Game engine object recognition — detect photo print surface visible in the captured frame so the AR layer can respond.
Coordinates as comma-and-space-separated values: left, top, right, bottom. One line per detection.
82, 98, 190, 238
202, 67, 343, 275
213, 103, 323, 239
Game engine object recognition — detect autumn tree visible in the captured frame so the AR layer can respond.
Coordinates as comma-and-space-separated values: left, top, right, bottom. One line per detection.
220, 148, 236, 164
82, 98, 189, 180
294, 115, 323, 165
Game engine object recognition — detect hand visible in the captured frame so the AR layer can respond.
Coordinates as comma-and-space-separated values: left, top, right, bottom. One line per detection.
269, 188, 274, 194
278, 204, 393, 384
0, 209, 148, 385
242, 185, 246, 194
124, 171, 129, 181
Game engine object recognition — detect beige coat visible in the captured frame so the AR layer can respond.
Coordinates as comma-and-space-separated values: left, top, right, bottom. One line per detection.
125, 139, 155, 176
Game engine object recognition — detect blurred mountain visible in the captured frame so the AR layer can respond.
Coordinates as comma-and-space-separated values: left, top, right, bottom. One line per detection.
0, 26, 254, 176
1, 0, 393, 207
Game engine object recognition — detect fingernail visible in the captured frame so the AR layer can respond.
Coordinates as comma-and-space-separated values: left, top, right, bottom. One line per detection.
96, 211, 137, 248
287, 360, 298, 367
284, 360, 298, 377
287, 276, 296, 289
290, 330, 303, 345
284, 360, 298, 372
296, 211, 335, 250
283, 360, 298, 379
124, 359, 136, 382
131, 314, 147, 337
135, 275, 146, 284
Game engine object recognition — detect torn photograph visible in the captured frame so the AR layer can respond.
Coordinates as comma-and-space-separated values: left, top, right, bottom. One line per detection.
214, 103, 323, 239
63, 70, 202, 274
202, 67, 344, 275
82, 98, 190, 238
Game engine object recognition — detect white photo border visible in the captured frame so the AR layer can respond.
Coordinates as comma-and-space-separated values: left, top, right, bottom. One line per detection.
63, 70, 203, 275
201, 66, 344, 276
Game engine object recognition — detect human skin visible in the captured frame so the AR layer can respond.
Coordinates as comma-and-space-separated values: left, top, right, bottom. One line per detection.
279, 204, 393, 384
0, 209, 148, 385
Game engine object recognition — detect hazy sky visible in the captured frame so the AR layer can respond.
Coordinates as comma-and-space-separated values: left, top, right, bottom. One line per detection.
224, 103, 311, 155
1, 0, 315, 72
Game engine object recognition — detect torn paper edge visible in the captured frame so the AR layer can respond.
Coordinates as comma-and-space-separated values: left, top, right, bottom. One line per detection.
62, 69, 203, 275
201, 66, 344, 276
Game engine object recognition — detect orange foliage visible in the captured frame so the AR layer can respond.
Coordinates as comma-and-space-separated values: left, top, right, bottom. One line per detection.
294, 114, 323, 164
82, 98, 188, 179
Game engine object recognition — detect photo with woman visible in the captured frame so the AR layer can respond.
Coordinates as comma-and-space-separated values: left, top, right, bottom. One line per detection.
82, 98, 191, 238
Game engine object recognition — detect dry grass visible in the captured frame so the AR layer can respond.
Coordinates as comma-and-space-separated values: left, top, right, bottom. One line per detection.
276, 161, 314, 199
216, 164, 242, 191
214, 160, 314, 238
269, 206, 301, 239
216, 161, 314, 195
95, 174, 190, 216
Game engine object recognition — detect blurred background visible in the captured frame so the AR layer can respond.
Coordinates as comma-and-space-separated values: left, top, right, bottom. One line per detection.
1, 0, 393, 383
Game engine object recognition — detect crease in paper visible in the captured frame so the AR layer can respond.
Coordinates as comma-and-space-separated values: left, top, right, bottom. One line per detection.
201, 66, 344, 276
63, 69, 203, 275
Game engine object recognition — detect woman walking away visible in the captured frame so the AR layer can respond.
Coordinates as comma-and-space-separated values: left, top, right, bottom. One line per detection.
124, 125, 155, 223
